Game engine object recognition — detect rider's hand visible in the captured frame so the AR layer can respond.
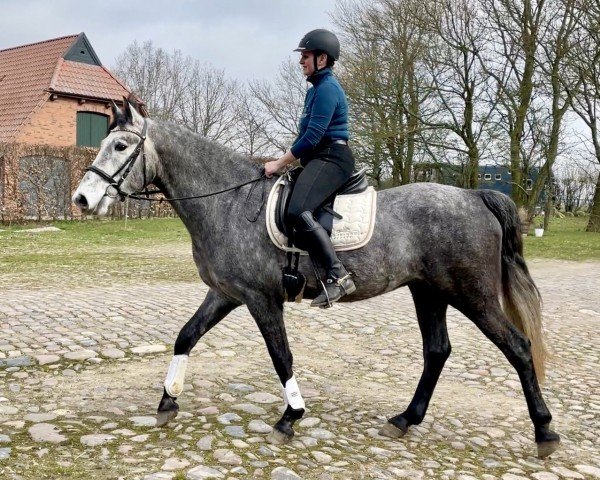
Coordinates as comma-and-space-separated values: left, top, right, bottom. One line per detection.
264, 160, 282, 178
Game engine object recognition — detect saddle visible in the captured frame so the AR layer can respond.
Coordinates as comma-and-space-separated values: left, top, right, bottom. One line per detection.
275, 166, 370, 239
266, 166, 376, 302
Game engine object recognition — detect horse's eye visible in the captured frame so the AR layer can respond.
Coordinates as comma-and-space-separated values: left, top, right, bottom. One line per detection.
115, 143, 128, 152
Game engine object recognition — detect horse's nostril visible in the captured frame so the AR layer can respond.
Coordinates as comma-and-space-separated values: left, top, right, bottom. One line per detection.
74, 193, 88, 210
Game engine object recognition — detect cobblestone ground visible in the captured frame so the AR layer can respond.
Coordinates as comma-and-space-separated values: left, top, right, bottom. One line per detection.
0, 259, 599, 479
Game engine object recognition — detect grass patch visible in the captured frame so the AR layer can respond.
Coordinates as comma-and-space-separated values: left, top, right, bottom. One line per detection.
523, 216, 600, 261
0, 218, 198, 288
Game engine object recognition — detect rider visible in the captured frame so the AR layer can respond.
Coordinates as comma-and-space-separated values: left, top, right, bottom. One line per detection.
264, 29, 356, 307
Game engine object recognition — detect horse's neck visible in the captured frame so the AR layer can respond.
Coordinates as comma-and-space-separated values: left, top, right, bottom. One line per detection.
150, 121, 260, 227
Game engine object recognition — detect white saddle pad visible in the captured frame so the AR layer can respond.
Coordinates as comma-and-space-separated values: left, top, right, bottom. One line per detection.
266, 175, 377, 254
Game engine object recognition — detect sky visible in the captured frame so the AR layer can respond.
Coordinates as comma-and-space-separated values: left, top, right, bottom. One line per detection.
0, 0, 339, 82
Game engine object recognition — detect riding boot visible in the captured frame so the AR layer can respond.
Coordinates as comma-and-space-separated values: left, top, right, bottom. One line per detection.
294, 211, 356, 308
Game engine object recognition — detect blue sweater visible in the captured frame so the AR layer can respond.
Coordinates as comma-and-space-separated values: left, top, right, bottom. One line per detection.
290, 68, 349, 159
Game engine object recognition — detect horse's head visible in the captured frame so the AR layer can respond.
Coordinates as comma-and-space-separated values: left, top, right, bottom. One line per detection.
72, 100, 157, 215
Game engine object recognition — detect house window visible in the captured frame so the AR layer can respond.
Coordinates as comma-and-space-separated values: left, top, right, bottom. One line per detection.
477, 173, 481, 179
495, 173, 502, 180
484, 173, 492, 180
76, 112, 108, 147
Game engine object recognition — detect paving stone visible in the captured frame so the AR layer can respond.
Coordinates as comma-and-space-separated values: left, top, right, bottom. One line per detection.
129, 416, 157, 427
531, 473, 559, 480
162, 457, 190, 470
196, 435, 214, 451
28, 423, 67, 444
550, 467, 585, 479
186, 465, 225, 479
244, 392, 280, 404
63, 350, 98, 361
271, 466, 302, 480
100, 348, 126, 359
217, 413, 242, 425
24, 413, 57, 423
574, 466, 600, 478
143, 473, 175, 480
248, 419, 272, 433
0, 356, 33, 367
130, 345, 166, 355
34, 354, 61, 365
213, 448, 242, 465
80, 434, 116, 446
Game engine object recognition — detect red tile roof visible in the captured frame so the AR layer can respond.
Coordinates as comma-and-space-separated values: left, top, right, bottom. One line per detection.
50, 59, 130, 101
0, 33, 131, 142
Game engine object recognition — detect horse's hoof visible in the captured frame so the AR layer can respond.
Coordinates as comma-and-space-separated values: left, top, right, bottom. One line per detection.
267, 428, 293, 445
537, 439, 560, 458
379, 422, 407, 439
156, 409, 178, 427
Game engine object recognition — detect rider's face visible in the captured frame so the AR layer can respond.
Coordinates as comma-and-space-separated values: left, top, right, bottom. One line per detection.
299, 51, 315, 76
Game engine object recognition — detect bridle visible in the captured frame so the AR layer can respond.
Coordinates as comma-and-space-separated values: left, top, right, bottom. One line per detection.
85, 119, 149, 201
84, 118, 266, 210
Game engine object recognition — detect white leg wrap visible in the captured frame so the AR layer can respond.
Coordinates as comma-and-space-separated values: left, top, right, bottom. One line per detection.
282, 375, 305, 410
164, 354, 188, 397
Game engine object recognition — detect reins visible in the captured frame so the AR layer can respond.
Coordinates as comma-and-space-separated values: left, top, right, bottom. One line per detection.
126, 173, 266, 203
85, 118, 267, 204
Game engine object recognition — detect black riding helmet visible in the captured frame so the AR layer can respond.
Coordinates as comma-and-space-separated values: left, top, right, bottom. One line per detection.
294, 29, 340, 74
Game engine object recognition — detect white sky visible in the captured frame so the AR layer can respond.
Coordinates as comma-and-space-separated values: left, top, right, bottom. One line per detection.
0, 0, 339, 82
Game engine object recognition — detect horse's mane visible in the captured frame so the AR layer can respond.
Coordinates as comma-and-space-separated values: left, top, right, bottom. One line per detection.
109, 94, 274, 171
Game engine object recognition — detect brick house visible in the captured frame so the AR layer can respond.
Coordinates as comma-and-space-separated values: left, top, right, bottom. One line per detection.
0, 33, 135, 221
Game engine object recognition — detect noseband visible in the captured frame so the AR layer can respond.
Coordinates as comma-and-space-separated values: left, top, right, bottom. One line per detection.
85, 119, 148, 201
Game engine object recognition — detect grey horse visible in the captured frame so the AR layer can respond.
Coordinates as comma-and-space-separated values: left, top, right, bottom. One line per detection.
72, 102, 560, 459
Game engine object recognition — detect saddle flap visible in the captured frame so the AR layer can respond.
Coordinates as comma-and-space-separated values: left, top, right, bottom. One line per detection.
267, 178, 377, 254
274, 166, 368, 237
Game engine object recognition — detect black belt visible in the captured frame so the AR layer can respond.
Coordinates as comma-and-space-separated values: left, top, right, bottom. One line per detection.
316, 139, 348, 148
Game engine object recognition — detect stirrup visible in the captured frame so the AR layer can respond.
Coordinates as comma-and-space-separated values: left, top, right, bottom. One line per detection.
311, 273, 356, 308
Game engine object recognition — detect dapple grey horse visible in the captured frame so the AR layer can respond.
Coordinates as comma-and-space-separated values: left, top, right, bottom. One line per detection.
72, 102, 560, 458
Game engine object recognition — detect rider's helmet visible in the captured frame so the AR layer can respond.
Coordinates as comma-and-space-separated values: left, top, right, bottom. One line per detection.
294, 29, 340, 61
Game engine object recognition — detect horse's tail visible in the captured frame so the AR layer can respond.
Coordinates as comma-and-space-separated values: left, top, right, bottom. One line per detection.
477, 189, 547, 382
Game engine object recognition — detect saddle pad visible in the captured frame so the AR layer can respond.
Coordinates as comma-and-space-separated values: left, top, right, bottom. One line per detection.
266, 176, 377, 254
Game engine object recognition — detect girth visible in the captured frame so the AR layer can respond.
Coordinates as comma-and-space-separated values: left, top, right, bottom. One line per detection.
275, 166, 369, 239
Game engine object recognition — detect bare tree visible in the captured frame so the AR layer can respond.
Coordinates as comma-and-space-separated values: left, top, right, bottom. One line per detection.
248, 58, 306, 154
335, 0, 430, 186
415, 0, 498, 188
555, 163, 597, 212
476, 0, 549, 208
565, 0, 600, 231
178, 62, 240, 145
230, 88, 274, 158
113, 41, 190, 121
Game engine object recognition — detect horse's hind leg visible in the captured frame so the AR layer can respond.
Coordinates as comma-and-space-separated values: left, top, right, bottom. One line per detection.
156, 289, 240, 426
380, 283, 450, 438
245, 293, 306, 444
459, 298, 559, 458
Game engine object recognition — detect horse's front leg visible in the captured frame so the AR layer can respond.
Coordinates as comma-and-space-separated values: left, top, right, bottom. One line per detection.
157, 289, 240, 426
246, 294, 306, 444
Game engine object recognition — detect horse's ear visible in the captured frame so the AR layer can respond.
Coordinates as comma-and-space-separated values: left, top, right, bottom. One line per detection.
111, 100, 121, 117
124, 99, 144, 128
123, 96, 133, 123
110, 100, 127, 128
